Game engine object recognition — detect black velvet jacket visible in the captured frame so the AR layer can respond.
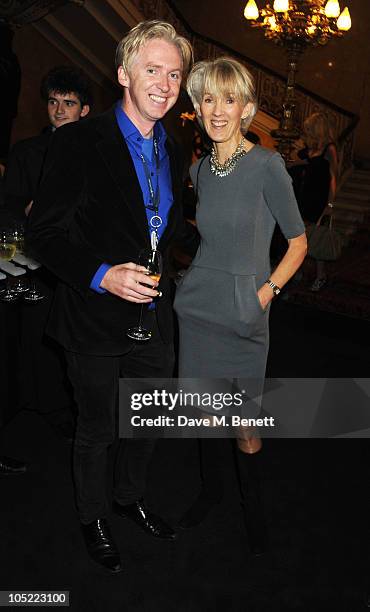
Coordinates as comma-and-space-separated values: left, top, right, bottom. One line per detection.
4, 127, 53, 221
27, 107, 195, 355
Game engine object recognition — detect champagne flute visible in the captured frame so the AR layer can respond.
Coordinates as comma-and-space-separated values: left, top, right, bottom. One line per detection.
11, 226, 30, 295
12, 225, 25, 254
23, 271, 45, 302
16, 227, 45, 302
10, 276, 30, 295
0, 231, 18, 303
0, 230, 16, 261
126, 248, 162, 341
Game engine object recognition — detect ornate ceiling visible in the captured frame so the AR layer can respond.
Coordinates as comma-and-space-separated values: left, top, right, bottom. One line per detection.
0, 1, 143, 87
0, 0, 78, 25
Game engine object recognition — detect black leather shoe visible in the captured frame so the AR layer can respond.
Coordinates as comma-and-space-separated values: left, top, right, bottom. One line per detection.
113, 499, 176, 540
0, 456, 27, 476
81, 518, 122, 573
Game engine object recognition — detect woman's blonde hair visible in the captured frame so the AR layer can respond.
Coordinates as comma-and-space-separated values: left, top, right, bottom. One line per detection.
187, 57, 258, 131
115, 20, 193, 78
303, 112, 336, 152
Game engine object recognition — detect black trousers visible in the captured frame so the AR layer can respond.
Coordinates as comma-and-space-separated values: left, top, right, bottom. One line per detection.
65, 311, 175, 525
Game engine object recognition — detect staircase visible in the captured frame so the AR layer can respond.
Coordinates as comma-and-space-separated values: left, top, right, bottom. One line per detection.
333, 169, 370, 237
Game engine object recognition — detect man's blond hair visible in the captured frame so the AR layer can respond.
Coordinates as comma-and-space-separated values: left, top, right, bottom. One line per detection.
115, 20, 193, 78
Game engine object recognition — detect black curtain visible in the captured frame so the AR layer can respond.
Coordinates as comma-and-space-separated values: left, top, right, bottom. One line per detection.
0, 25, 21, 161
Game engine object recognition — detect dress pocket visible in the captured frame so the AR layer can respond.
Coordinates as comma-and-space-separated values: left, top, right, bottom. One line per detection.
233, 275, 267, 337
252, 276, 267, 314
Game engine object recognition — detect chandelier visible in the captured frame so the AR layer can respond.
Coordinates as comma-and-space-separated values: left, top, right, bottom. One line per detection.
244, 0, 351, 49
243, 0, 352, 159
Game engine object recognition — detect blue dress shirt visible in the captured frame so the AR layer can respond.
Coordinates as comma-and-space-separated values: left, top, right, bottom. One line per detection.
90, 102, 173, 293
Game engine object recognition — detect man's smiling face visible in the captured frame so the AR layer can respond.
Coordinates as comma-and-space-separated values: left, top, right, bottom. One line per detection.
118, 38, 183, 134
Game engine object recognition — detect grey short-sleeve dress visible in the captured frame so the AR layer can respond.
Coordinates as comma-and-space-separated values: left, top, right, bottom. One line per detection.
174, 145, 305, 384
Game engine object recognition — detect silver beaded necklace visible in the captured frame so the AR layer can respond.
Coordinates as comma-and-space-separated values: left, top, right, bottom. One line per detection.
210, 137, 247, 177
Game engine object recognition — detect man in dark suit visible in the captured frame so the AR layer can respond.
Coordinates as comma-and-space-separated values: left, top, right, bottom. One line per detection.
4, 66, 92, 441
4, 65, 92, 220
27, 21, 194, 573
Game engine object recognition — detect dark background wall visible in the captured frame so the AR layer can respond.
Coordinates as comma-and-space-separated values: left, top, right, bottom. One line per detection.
10, 26, 116, 145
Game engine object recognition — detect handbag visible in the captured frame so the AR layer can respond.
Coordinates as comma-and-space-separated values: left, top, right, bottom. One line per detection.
305, 212, 342, 261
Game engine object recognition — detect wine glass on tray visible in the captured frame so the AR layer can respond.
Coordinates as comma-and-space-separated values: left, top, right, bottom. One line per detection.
23, 272, 45, 302
0, 230, 16, 262
0, 230, 18, 303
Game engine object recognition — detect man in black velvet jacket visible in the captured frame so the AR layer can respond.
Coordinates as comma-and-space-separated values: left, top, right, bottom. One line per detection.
27, 21, 194, 573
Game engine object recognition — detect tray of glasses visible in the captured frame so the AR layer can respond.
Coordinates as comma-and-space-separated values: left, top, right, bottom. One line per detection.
1, 227, 44, 302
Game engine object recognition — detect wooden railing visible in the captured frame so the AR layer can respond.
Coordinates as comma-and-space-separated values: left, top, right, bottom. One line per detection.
132, 0, 358, 182
336, 116, 359, 186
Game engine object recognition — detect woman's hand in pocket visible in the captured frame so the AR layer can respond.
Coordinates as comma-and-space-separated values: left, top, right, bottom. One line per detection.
257, 283, 274, 311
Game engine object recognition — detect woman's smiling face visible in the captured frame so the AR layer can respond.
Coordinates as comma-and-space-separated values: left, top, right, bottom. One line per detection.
198, 92, 249, 145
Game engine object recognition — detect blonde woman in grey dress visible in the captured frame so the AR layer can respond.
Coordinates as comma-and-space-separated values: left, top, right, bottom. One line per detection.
174, 58, 307, 551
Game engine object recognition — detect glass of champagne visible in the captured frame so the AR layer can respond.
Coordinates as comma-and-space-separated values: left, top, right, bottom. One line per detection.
12, 225, 25, 254
15, 226, 45, 302
11, 226, 30, 295
11, 276, 30, 295
0, 231, 16, 261
0, 231, 18, 303
23, 272, 45, 302
126, 248, 162, 341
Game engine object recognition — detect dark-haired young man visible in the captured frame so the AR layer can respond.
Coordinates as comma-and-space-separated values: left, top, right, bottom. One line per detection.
40, 65, 91, 131
5, 65, 92, 218
3, 65, 93, 441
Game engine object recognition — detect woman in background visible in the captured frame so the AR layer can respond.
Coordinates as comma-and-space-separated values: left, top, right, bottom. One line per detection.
290, 112, 338, 291
174, 57, 306, 551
